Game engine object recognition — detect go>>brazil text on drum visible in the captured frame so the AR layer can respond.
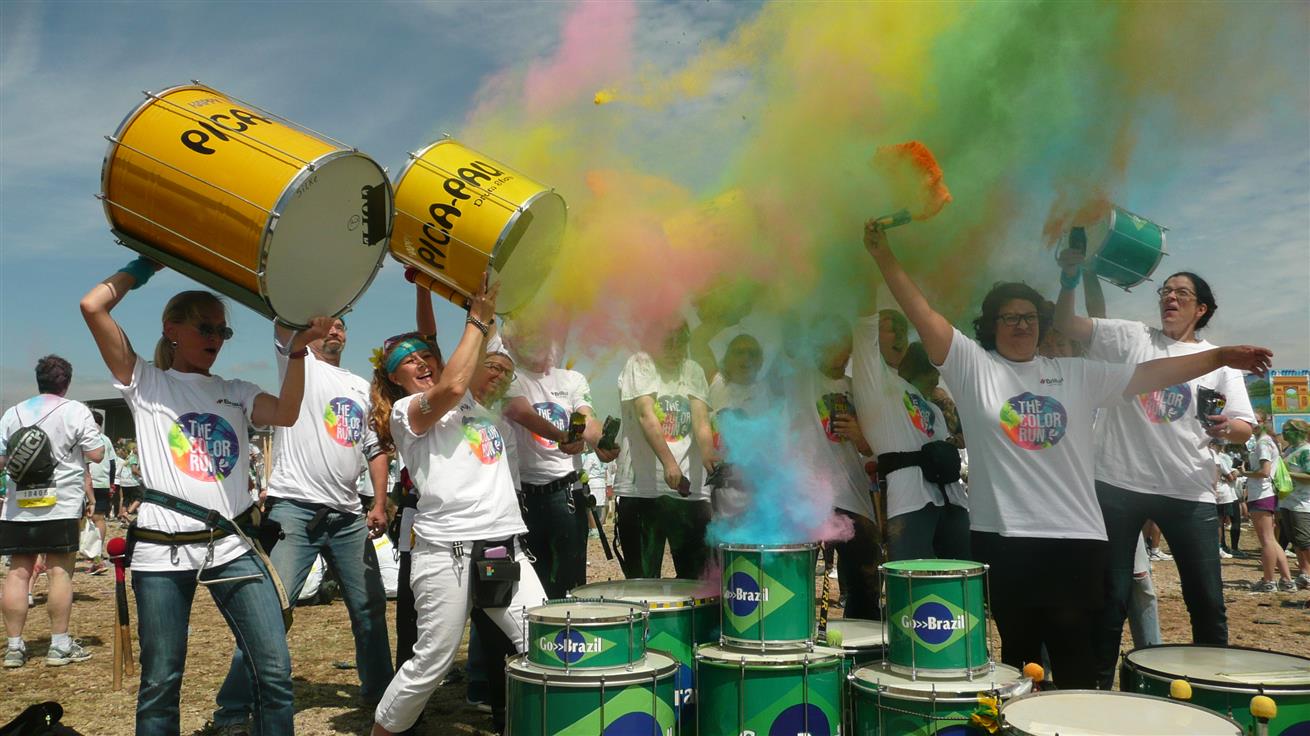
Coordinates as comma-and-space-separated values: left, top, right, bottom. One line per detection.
412, 160, 510, 274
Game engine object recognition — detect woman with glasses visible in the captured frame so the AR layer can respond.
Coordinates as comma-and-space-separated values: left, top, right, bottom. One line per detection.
79, 258, 330, 735
863, 223, 1271, 688
368, 275, 547, 736
1054, 256, 1259, 687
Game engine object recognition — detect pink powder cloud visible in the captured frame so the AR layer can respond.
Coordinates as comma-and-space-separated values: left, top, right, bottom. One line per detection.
523, 0, 637, 116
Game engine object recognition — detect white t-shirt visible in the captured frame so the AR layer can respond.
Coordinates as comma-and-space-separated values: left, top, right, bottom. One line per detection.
1280, 442, 1310, 513
939, 328, 1135, 539
1213, 450, 1237, 505
390, 391, 527, 543
1086, 319, 1255, 503
505, 368, 592, 485
117, 357, 262, 571
267, 352, 378, 514
116, 453, 140, 487
614, 354, 710, 501
789, 369, 878, 521
850, 314, 968, 519
0, 395, 99, 522
1247, 435, 1279, 503
495, 409, 521, 491
87, 434, 119, 489
708, 375, 770, 416
581, 451, 607, 506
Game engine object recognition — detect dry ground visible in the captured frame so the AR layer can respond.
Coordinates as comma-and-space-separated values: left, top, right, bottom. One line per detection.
2, 522, 1307, 735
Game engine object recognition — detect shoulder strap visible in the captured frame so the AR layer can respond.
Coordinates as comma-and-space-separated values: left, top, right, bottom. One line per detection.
141, 487, 243, 536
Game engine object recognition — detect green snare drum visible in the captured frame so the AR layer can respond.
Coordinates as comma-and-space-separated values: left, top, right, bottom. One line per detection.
881, 559, 989, 678
572, 578, 720, 711
850, 662, 1031, 736
526, 599, 648, 670
506, 651, 678, 736
1065, 205, 1168, 291
1121, 644, 1310, 736
828, 618, 889, 677
696, 643, 842, 736
1001, 690, 1243, 735
719, 543, 817, 649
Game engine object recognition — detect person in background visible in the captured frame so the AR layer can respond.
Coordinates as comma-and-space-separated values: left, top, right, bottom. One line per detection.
706, 333, 767, 522
1277, 420, 1310, 589
85, 411, 119, 576
1214, 444, 1240, 558
1245, 422, 1294, 592
0, 355, 104, 669
613, 322, 716, 579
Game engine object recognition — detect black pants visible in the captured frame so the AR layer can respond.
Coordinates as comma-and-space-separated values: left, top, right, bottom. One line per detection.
972, 532, 1107, 689
615, 496, 711, 579
520, 484, 588, 599
833, 509, 881, 620
470, 607, 515, 733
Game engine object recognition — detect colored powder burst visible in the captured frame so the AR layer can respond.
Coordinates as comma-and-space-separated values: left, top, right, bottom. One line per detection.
872, 141, 953, 221
452, 0, 1306, 544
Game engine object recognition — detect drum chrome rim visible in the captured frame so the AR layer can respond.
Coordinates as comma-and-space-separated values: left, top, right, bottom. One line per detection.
880, 559, 988, 577
527, 598, 650, 625
488, 187, 565, 312
850, 662, 1030, 701
696, 643, 841, 668
100, 83, 212, 229
572, 579, 720, 610
263, 149, 393, 326
1123, 644, 1310, 694
999, 689, 1244, 733
717, 542, 818, 552
1104, 206, 1168, 290
507, 651, 678, 686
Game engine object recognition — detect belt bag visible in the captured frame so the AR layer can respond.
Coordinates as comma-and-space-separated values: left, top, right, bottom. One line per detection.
878, 441, 961, 487
470, 537, 519, 609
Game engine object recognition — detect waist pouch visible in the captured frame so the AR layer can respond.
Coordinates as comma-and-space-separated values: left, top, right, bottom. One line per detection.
878, 440, 962, 488
470, 537, 520, 609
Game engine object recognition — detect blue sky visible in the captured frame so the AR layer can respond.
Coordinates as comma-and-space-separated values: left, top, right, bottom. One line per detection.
1, 1, 1306, 417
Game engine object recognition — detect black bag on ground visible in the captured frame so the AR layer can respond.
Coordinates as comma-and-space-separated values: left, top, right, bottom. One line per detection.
470, 537, 520, 609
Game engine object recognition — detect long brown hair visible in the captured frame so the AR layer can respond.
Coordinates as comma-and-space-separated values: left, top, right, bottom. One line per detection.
154, 291, 225, 370
369, 365, 408, 455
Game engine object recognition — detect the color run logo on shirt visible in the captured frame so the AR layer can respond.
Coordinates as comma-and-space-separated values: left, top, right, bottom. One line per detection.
816, 392, 851, 443
999, 392, 1068, 450
1135, 384, 1192, 424
323, 397, 365, 447
461, 417, 505, 465
168, 413, 240, 481
654, 395, 691, 442
531, 401, 569, 449
903, 391, 937, 438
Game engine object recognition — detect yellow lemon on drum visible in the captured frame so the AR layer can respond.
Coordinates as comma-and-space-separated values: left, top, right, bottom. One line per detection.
390, 139, 566, 315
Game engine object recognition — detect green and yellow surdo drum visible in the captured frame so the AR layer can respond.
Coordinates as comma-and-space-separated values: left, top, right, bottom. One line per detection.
506, 652, 679, 736
696, 644, 843, 736
719, 543, 818, 649
881, 559, 990, 678
849, 662, 1031, 735
525, 599, 649, 671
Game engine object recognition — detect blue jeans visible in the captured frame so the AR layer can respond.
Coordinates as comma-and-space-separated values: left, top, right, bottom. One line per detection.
885, 501, 971, 562
1128, 569, 1162, 649
215, 500, 392, 725
1095, 481, 1225, 689
520, 486, 588, 599
133, 551, 293, 736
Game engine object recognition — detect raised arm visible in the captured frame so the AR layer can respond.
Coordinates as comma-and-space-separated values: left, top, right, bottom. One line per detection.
252, 317, 333, 427
689, 318, 723, 384
415, 282, 436, 337
862, 221, 954, 366
1053, 249, 1097, 343
80, 259, 161, 385
504, 398, 569, 445
406, 277, 498, 436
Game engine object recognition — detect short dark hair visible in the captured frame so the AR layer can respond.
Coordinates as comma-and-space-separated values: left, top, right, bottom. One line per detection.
1164, 272, 1217, 330
878, 309, 909, 343
35, 355, 73, 395
899, 341, 937, 382
972, 282, 1050, 351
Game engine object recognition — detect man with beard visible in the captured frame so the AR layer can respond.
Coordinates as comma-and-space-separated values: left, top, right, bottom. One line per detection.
212, 318, 393, 731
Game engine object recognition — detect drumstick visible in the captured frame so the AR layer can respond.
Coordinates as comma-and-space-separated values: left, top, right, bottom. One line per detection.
106, 537, 132, 688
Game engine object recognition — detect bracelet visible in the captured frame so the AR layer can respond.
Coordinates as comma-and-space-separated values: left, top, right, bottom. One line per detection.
117, 257, 156, 290
466, 315, 491, 336
1059, 268, 1082, 291
288, 348, 308, 359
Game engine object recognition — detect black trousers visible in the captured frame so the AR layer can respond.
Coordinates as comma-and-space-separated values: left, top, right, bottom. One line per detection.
832, 509, 881, 620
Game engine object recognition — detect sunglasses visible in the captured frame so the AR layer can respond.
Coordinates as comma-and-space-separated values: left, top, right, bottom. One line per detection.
194, 322, 234, 340
996, 313, 1040, 328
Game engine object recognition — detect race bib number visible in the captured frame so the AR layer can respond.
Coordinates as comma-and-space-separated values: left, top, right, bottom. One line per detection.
16, 486, 57, 508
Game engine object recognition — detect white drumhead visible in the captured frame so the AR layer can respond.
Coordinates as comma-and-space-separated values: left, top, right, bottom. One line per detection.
527, 600, 644, 623
1126, 645, 1310, 687
572, 579, 718, 608
828, 619, 886, 650
264, 152, 390, 326
697, 643, 840, 667
852, 661, 1029, 700
1001, 691, 1242, 735
493, 190, 565, 314
507, 650, 677, 687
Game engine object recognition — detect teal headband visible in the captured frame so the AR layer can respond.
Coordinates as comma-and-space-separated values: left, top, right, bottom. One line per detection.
385, 337, 432, 374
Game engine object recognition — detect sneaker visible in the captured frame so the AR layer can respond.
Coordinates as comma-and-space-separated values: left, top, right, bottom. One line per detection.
1250, 579, 1278, 593
45, 639, 92, 666
466, 696, 493, 714
1296, 574, 1310, 590
4, 647, 26, 668
1218, 547, 1233, 559
1148, 548, 1174, 562
1278, 578, 1297, 592
826, 568, 839, 579
88, 562, 108, 576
